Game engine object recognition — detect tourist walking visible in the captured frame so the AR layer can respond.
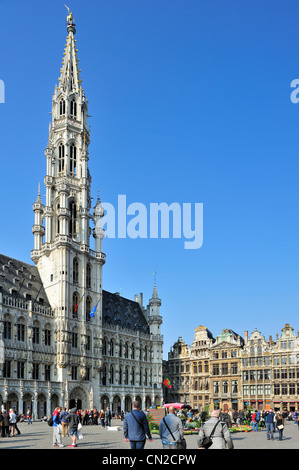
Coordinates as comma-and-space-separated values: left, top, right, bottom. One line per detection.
99, 409, 105, 427
252, 410, 260, 432
52, 407, 64, 448
105, 406, 112, 427
60, 407, 69, 437
238, 409, 245, 425
123, 401, 153, 449
27, 407, 32, 425
1, 410, 10, 437
9, 409, 16, 437
265, 409, 275, 440
276, 413, 284, 441
66, 407, 81, 447
159, 406, 185, 449
197, 409, 234, 449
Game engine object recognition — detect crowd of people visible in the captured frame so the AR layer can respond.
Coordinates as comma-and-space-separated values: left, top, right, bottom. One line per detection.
1, 403, 299, 448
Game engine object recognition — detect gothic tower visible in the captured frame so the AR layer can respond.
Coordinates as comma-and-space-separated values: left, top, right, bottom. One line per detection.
31, 10, 105, 396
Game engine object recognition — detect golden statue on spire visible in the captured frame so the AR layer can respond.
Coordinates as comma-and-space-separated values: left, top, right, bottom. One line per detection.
64, 4, 75, 25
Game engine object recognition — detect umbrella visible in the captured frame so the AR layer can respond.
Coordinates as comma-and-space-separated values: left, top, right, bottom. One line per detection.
162, 403, 185, 409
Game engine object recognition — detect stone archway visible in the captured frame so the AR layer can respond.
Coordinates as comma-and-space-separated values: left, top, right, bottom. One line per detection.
37, 393, 47, 419
135, 395, 142, 408
112, 395, 121, 415
145, 396, 152, 409
6, 392, 19, 413
101, 394, 110, 411
69, 386, 89, 411
125, 395, 132, 412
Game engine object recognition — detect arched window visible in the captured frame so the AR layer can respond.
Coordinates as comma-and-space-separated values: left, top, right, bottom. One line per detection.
144, 346, 148, 362
125, 342, 129, 359
69, 201, 77, 237
58, 143, 65, 173
125, 366, 129, 385
119, 365, 123, 385
73, 258, 79, 284
70, 144, 77, 175
119, 341, 123, 358
131, 368, 135, 386
86, 263, 91, 289
86, 296, 92, 322
102, 338, 107, 356
70, 99, 77, 118
110, 339, 114, 357
72, 291, 79, 319
110, 365, 114, 384
102, 365, 107, 385
59, 99, 66, 116
131, 343, 135, 360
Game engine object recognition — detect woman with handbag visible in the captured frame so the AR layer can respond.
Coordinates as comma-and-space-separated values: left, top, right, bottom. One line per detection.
276, 413, 284, 441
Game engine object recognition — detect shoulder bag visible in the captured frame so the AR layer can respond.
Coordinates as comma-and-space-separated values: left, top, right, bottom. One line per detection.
200, 420, 221, 449
163, 417, 187, 449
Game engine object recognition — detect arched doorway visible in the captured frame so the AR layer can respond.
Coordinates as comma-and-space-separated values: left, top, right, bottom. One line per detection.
37, 393, 47, 419
125, 395, 132, 412
135, 395, 142, 409
51, 393, 60, 415
145, 396, 151, 409
69, 387, 89, 410
112, 395, 121, 415
6, 392, 19, 413
101, 394, 110, 410
23, 393, 34, 416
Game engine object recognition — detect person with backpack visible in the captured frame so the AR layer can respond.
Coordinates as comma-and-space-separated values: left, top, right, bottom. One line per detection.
252, 410, 260, 432
123, 401, 153, 449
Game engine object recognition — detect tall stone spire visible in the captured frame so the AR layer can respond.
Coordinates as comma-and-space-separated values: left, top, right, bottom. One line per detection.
31, 10, 105, 382
58, 9, 83, 93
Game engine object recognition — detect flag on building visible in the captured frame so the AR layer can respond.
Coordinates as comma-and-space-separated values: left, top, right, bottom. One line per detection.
163, 376, 172, 388
74, 290, 86, 314
90, 297, 101, 318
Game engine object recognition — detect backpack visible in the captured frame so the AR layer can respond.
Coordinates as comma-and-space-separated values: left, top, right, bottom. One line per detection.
47, 416, 53, 426
256, 412, 260, 422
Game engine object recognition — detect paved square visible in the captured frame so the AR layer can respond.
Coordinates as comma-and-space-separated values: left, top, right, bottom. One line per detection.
0, 419, 299, 450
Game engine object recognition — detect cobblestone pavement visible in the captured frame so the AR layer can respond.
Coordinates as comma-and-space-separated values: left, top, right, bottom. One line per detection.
0, 419, 298, 450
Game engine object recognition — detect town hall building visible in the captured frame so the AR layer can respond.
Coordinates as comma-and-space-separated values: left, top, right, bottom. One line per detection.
0, 10, 163, 418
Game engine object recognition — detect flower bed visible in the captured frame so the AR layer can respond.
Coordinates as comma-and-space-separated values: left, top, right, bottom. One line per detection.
229, 425, 252, 433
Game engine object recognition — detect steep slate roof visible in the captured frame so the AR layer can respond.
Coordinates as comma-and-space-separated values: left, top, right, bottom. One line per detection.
0, 253, 51, 307
0, 254, 150, 334
102, 290, 150, 334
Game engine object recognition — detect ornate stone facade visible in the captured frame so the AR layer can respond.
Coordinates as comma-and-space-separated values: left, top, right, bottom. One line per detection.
166, 324, 299, 412
0, 11, 163, 418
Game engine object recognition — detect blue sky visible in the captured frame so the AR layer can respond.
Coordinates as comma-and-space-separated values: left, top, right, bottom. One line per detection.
0, 0, 299, 358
